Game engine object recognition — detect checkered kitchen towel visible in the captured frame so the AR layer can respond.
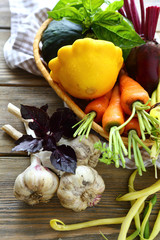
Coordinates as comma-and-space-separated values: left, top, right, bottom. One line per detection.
3, 0, 160, 170
3, 0, 58, 75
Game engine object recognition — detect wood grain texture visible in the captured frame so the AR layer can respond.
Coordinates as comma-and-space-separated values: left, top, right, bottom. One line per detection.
0, 86, 63, 153
0, 0, 10, 28
0, 157, 160, 240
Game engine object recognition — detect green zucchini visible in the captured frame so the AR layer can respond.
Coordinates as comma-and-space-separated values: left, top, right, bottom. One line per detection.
41, 18, 84, 63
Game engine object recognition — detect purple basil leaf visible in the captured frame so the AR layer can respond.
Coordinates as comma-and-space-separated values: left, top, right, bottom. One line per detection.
21, 104, 49, 138
49, 111, 65, 141
42, 135, 57, 151
40, 104, 48, 112
49, 108, 78, 139
12, 135, 43, 153
50, 144, 77, 174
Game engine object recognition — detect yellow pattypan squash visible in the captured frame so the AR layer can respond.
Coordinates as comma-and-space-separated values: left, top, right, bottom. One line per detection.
48, 38, 123, 99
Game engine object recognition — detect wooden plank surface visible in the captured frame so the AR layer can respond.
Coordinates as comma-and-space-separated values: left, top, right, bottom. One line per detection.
0, 1, 160, 240
0, 157, 160, 240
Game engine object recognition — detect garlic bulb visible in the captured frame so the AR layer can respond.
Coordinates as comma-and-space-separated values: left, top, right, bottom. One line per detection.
14, 154, 59, 205
39, 134, 101, 177
57, 165, 105, 212
59, 134, 101, 168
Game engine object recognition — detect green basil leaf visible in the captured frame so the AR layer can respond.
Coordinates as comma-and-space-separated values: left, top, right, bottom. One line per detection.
93, 11, 123, 25
48, 7, 84, 22
82, 0, 104, 12
53, 0, 83, 11
92, 19, 145, 50
106, 0, 124, 11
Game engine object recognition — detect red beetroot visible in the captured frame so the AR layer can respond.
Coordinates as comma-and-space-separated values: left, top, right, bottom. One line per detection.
119, 0, 160, 96
126, 41, 160, 96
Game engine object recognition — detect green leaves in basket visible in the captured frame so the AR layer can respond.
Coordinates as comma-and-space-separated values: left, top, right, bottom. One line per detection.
48, 0, 144, 59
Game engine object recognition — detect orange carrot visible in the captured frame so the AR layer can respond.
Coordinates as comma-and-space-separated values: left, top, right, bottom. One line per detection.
124, 118, 141, 138
119, 72, 150, 115
85, 91, 112, 123
102, 84, 125, 134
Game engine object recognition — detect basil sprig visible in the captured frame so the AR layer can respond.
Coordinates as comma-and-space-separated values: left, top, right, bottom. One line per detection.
48, 0, 145, 59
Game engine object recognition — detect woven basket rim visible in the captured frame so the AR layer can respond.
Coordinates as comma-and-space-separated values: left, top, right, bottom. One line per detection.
33, 18, 153, 147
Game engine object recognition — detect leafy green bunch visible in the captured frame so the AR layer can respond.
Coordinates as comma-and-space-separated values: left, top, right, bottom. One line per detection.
48, 0, 145, 59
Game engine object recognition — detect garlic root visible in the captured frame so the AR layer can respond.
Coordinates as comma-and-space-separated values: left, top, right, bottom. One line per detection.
1, 124, 23, 140
7, 103, 36, 137
14, 154, 59, 205
57, 165, 105, 212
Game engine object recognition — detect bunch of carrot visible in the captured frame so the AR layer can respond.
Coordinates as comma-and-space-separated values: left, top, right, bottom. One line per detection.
73, 71, 160, 174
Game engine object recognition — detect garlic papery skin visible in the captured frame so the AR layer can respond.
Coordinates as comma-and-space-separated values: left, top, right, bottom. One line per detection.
14, 154, 59, 205
59, 134, 101, 168
57, 165, 105, 212
38, 134, 101, 177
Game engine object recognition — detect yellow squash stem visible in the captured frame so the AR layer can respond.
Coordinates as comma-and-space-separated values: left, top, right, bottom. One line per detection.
50, 217, 125, 231
116, 179, 160, 201
148, 211, 160, 240
117, 196, 147, 240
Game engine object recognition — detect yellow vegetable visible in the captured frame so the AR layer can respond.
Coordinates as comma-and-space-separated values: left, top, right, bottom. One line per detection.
150, 106, 160, 121
116, 179, 160, 202
117, 196, 147, 240
50, 217, 124, 231
48, 38, 123, 99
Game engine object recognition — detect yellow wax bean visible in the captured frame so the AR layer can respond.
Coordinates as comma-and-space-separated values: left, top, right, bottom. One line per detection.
148, 211, 160, 240
117, 196, 147, 240
140, 202, 152, 239
128, 170, 141, 230
156, 81, 160, 103
117, 180, 160, 201
151, 89, 157, 106
50, 217, 125, 231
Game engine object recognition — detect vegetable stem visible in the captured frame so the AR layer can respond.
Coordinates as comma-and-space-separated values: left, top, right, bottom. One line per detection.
73, 111, 96, 140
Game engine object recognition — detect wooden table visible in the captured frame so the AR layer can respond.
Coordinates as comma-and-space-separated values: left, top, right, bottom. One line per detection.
0, 1, 160, 239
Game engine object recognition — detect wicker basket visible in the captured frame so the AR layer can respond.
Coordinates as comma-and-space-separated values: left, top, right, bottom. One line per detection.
33, 18, 153, 147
